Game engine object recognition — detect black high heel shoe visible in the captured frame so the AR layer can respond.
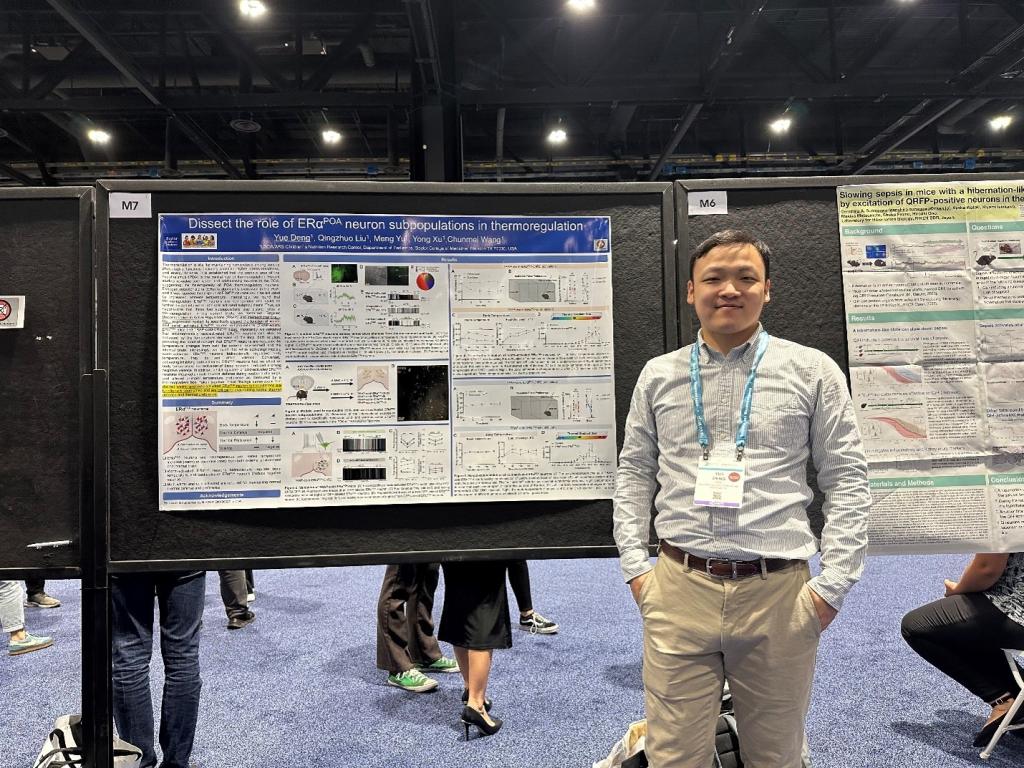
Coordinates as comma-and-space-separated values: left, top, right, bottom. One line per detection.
461, 705, 503, 739
461, 689, 492, 711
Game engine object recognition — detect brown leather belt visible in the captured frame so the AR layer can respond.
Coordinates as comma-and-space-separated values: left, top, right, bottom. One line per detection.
659, 542, 802, 580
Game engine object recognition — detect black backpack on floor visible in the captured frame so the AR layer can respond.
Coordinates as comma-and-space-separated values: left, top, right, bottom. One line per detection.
618, 715, 742, 768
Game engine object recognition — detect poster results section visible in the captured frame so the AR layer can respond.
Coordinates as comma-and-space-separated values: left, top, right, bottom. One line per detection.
157, 213, 615, 510
837, 182, 1024, 550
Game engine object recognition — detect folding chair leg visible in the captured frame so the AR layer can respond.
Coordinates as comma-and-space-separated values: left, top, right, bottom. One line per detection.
980, 650, 1024, 760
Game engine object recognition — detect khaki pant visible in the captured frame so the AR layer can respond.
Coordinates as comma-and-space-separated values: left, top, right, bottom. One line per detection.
640, 554, 821, 768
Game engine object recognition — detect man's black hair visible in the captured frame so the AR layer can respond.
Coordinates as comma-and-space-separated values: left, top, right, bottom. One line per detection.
689, 229, 771, 280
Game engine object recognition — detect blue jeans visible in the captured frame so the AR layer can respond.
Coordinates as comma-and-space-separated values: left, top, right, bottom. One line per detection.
111, 572, 205, 768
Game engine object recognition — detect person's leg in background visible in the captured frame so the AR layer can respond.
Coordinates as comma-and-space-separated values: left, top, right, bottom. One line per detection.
407, 563, 459, 675
24, 575, 61, 609
218, 570, 255, 630
155, 572, 205, 768
452, 645, 501, 736
377, 564, 439, 692
244, 569, 255, 603
902, 592, 1024, 744
507, 560, 558, 634
1, 580, 53, 655
902, 593, 1024, 702
111, 574, 159, 768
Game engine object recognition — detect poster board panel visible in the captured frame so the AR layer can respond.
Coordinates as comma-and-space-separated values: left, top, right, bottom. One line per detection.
99, 181, 675, 570
676, 174, 1024, 553
0, 187, 91, 576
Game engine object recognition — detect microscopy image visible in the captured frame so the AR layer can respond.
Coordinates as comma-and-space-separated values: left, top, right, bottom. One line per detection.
331, 263, 358, 283
396, 365, 449, 422
365, 265, 410, 286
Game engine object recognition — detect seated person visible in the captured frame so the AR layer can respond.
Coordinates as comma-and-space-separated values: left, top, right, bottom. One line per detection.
902, 553, 1024, 746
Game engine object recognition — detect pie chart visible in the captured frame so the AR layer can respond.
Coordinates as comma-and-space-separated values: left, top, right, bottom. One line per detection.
416, 272, 435, 291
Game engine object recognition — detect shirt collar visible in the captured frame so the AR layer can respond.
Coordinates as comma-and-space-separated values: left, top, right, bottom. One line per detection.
697, 324, 765, 362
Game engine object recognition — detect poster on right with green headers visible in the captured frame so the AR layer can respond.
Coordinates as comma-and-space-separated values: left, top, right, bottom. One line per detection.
837, 181, 1024, 553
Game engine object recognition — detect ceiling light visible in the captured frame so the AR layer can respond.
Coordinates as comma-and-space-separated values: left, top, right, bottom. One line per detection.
567, 0, 597, 11
87, 128, 111, 145
990, 114, 1013, 131
322, 129, 342, 145
768, 117, 792, 134
239, 0, 267, 18
547, 127, 568, 144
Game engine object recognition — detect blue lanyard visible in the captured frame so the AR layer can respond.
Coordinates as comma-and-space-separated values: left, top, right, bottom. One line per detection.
689, 332, 770, 462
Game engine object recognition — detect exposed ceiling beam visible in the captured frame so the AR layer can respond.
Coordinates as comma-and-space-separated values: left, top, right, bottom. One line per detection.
0, 92, 412, 113
45, 0, 242, 178
0, 161, 36, 185
407, 0, 444, 94
470, 0, 565, 88
27, 41, 95, 99
607, 103, 638, 156
202, 10, 290, 92
992, 0, 1024, 23
845, 21, 1024, 172
841, 4, 916, 79
647, 102, 703, 179
303, 12, 376, 92
646, 0, 766, 180
0, 119, 55, 184
755, 18, 831, 83
495, 106, 505, 180
580, 1, 670, 86
456, 76, 1024, 105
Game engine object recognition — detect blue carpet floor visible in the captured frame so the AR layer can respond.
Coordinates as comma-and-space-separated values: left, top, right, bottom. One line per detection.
2, 555, 1024, 767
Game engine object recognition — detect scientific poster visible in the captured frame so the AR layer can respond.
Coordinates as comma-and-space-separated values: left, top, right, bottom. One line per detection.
157, 213, 616, 510
838, 181, 1024, 551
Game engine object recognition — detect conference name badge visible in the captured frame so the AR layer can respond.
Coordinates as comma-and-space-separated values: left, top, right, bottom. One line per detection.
694, 449, 746, 509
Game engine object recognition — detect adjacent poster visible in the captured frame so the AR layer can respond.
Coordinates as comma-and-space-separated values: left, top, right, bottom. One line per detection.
157, 213, 617, 510
838, 181, 1024, 552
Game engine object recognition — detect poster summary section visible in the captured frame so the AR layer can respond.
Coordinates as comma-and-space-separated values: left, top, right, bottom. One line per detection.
157, 213, 617, 510
837, 181, 1024, 551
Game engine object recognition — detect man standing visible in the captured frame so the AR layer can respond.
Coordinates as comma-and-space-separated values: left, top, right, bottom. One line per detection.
613, 230, 870, 768
111, 571, 204, 768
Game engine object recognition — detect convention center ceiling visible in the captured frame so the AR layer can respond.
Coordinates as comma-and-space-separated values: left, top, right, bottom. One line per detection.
0, 0, 1022, 182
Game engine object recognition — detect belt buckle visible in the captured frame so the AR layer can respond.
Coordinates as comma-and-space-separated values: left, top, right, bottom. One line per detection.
705, 558, 738, 579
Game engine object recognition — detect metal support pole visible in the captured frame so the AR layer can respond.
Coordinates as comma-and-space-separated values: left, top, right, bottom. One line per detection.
80, 369, 112, 768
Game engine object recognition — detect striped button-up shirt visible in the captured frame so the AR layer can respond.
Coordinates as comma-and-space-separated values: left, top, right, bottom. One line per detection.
613, 326, 871, 610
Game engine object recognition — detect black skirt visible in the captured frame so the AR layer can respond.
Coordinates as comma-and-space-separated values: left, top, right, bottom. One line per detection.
438, 561, 512, 650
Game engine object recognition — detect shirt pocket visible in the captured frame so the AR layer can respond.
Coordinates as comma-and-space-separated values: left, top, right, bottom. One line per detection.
749, 400, 809, 449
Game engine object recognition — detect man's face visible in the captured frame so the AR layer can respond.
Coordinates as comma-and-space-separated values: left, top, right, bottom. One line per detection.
686, 242, 770, 342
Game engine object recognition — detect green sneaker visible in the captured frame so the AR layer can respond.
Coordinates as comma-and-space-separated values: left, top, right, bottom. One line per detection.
416, 656, 460, 674
387, 668, 438, 693
9, 633, 53, 656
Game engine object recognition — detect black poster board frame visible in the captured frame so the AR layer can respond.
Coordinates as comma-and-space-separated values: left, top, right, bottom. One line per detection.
0, 186, 92, 580
96, 180, 677, 572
